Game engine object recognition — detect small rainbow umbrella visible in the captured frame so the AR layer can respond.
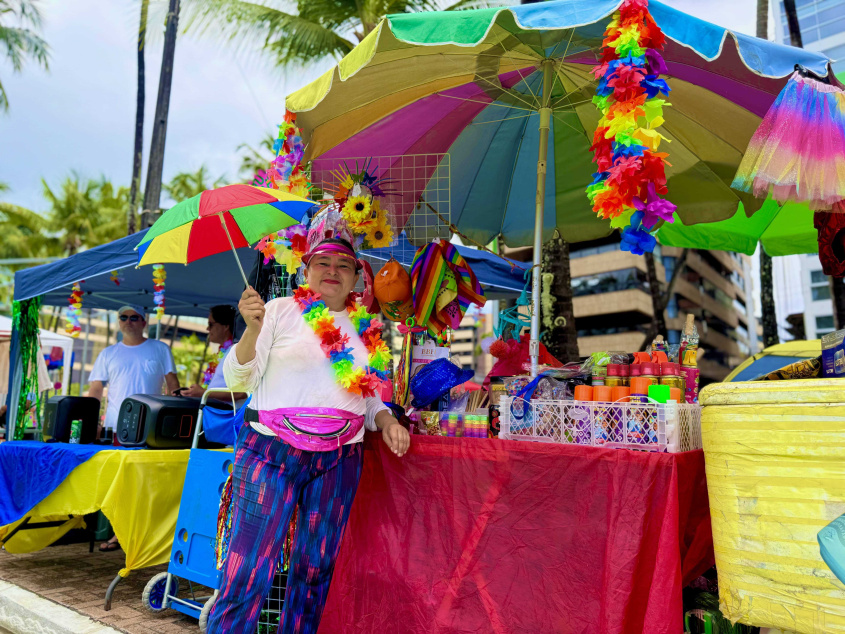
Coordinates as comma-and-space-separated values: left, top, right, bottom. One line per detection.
136, 184, 317, 284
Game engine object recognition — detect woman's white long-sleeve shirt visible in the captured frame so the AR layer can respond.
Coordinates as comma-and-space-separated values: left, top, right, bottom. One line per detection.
223, 296, 388, 444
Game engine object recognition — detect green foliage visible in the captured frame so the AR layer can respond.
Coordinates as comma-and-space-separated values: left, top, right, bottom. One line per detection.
0, 0, 49, 112
163, 165, 228, 203
237, 134, 275, 182
172, 333, 210, 387
181, 0, 494, 70
42, 175, 134, 255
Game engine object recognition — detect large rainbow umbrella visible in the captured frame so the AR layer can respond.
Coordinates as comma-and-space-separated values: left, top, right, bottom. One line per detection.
136, 184, 316, 283
285, 0, 832, 373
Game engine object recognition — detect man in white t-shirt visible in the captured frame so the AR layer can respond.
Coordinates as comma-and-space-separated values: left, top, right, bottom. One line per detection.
88, 305, 180, 551
88, 305, 180, 431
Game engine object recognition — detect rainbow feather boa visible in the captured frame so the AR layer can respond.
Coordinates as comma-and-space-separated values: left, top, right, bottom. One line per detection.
294, 285, 391, 398
587, 0, 674, 254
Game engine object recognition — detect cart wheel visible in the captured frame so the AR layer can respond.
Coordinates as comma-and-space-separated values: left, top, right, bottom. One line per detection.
142, 572, 178, 613
198, 590, 218, 632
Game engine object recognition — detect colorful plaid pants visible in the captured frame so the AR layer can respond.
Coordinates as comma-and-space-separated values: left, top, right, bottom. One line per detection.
206, 424, 363, 634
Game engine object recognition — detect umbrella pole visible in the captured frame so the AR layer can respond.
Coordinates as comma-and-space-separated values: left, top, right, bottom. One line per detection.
218, 214, 250, 288
530, 60, 554, 377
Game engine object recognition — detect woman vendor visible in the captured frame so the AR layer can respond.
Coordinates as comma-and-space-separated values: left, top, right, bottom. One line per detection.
182, 305, 247, 405
207, 234, 410, 633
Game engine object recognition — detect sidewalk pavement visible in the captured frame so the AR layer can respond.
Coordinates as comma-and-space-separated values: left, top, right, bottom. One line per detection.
0, 543, 202, 633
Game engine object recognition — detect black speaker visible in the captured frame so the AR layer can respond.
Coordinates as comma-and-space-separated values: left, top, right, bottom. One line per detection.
43, 396, 100, 444
115, 394, 235, 449
116, 394, 205, 449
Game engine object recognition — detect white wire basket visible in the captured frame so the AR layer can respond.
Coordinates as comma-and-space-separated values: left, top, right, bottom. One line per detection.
499, 396, 702, 452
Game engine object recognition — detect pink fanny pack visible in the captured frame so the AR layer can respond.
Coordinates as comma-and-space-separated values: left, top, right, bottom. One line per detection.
256, 407, 364, 451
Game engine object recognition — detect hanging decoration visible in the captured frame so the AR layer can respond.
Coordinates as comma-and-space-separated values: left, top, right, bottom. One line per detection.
65, 282, 83, 338
13, 297, 43, 440
410, 239, 486, 336
255, 224, 308, 273
815, 210, 845, 277
293, 284, 391, 398
586, 0, 674, 253
152, 264, 166, 319
732, 71, 845, 210
109, 270, 123, 286
258, 109, 312, 198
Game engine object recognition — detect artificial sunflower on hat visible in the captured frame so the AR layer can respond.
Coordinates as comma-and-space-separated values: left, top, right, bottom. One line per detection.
365, 211, 394, 248
342, 195, 373, 227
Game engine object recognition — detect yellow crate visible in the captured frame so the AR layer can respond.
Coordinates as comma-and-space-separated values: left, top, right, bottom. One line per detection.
701, 379, 845, 633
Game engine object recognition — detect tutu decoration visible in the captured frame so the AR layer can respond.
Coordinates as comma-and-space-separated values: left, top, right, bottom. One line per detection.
152, 264, 166, 319
733, 72, 845, 210
586, 0, 674, 252
65, 282, 83, 338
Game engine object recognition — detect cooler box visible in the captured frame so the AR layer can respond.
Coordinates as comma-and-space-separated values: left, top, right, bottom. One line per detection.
700, 379, 845, 633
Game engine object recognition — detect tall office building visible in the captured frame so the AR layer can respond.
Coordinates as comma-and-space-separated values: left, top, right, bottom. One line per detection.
773, 253, 837, 340
772, 0, 845, 71
569, 241, 757, 384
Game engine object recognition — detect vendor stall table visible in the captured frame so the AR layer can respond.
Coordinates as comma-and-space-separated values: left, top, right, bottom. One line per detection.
0, 445, 191, 608
701, 379, 845, 634
319, 435, 714, 634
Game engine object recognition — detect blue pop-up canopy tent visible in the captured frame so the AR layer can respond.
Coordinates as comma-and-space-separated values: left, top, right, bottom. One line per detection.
7, 230, 524, 436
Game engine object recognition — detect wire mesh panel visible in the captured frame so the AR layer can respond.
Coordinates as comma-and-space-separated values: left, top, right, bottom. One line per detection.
256, 567, 288, 634
309, 154, 451, 266
499, 397, 702, 452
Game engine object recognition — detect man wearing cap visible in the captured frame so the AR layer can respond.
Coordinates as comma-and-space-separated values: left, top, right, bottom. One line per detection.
88, 305, 180, 549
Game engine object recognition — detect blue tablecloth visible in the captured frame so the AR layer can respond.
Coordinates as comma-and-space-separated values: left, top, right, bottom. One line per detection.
0, 441, 132, 526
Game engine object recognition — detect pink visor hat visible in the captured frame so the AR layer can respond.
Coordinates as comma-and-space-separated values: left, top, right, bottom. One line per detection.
301, 240, 364, 271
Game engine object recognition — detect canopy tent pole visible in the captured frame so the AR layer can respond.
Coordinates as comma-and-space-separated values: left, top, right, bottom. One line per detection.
79, 308, 92, 394
530, 59, 553, 377
218, 215, 250, 287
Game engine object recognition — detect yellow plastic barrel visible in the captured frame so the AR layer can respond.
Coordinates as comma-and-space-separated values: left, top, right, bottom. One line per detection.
701, 379, 845, 633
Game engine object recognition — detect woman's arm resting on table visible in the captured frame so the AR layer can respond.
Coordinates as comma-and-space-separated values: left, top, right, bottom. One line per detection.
375, 409, 410, 458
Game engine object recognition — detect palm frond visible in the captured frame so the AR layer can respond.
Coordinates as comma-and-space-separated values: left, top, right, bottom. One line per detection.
441, 0, 505, 11
0, 25, 49, 71
262, 11, 355, 66
181, 0, 356, 67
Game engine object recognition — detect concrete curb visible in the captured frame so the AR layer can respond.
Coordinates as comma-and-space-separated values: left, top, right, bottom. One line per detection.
0, 580, 121, 634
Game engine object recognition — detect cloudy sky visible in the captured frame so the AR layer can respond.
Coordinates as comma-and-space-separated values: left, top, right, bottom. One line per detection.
0, 0, 758, 212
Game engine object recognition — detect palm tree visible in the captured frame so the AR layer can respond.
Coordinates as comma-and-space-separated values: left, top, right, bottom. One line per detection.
163, 165, 228, 203
237, 134, 275, 182
128, 0, 149, 236
0, 0, 49, 112
43, 175, 133, 255
141, 0, 180, 229
756, 0, 779, 346
183, 0, 489, 68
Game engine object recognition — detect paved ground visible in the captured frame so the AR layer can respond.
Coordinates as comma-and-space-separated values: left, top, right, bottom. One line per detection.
0, 543, 203, 633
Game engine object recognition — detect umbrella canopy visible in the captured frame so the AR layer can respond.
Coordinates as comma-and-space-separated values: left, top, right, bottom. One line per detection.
136, 184, 316, 266
656, 197, 817, 256
286, 0, 833, 247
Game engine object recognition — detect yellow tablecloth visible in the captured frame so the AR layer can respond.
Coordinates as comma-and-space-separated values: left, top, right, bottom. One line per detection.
0, 449, 192, 576
701, 379, 845, 634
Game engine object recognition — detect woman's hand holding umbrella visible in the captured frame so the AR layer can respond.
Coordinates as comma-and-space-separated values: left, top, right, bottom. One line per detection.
235, 287, 265, 365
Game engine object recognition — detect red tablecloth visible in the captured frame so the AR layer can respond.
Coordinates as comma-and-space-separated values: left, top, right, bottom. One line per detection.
319, 436, 713, 634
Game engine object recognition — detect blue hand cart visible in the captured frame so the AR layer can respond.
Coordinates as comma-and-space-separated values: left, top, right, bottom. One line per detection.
140, 390, 244, 630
